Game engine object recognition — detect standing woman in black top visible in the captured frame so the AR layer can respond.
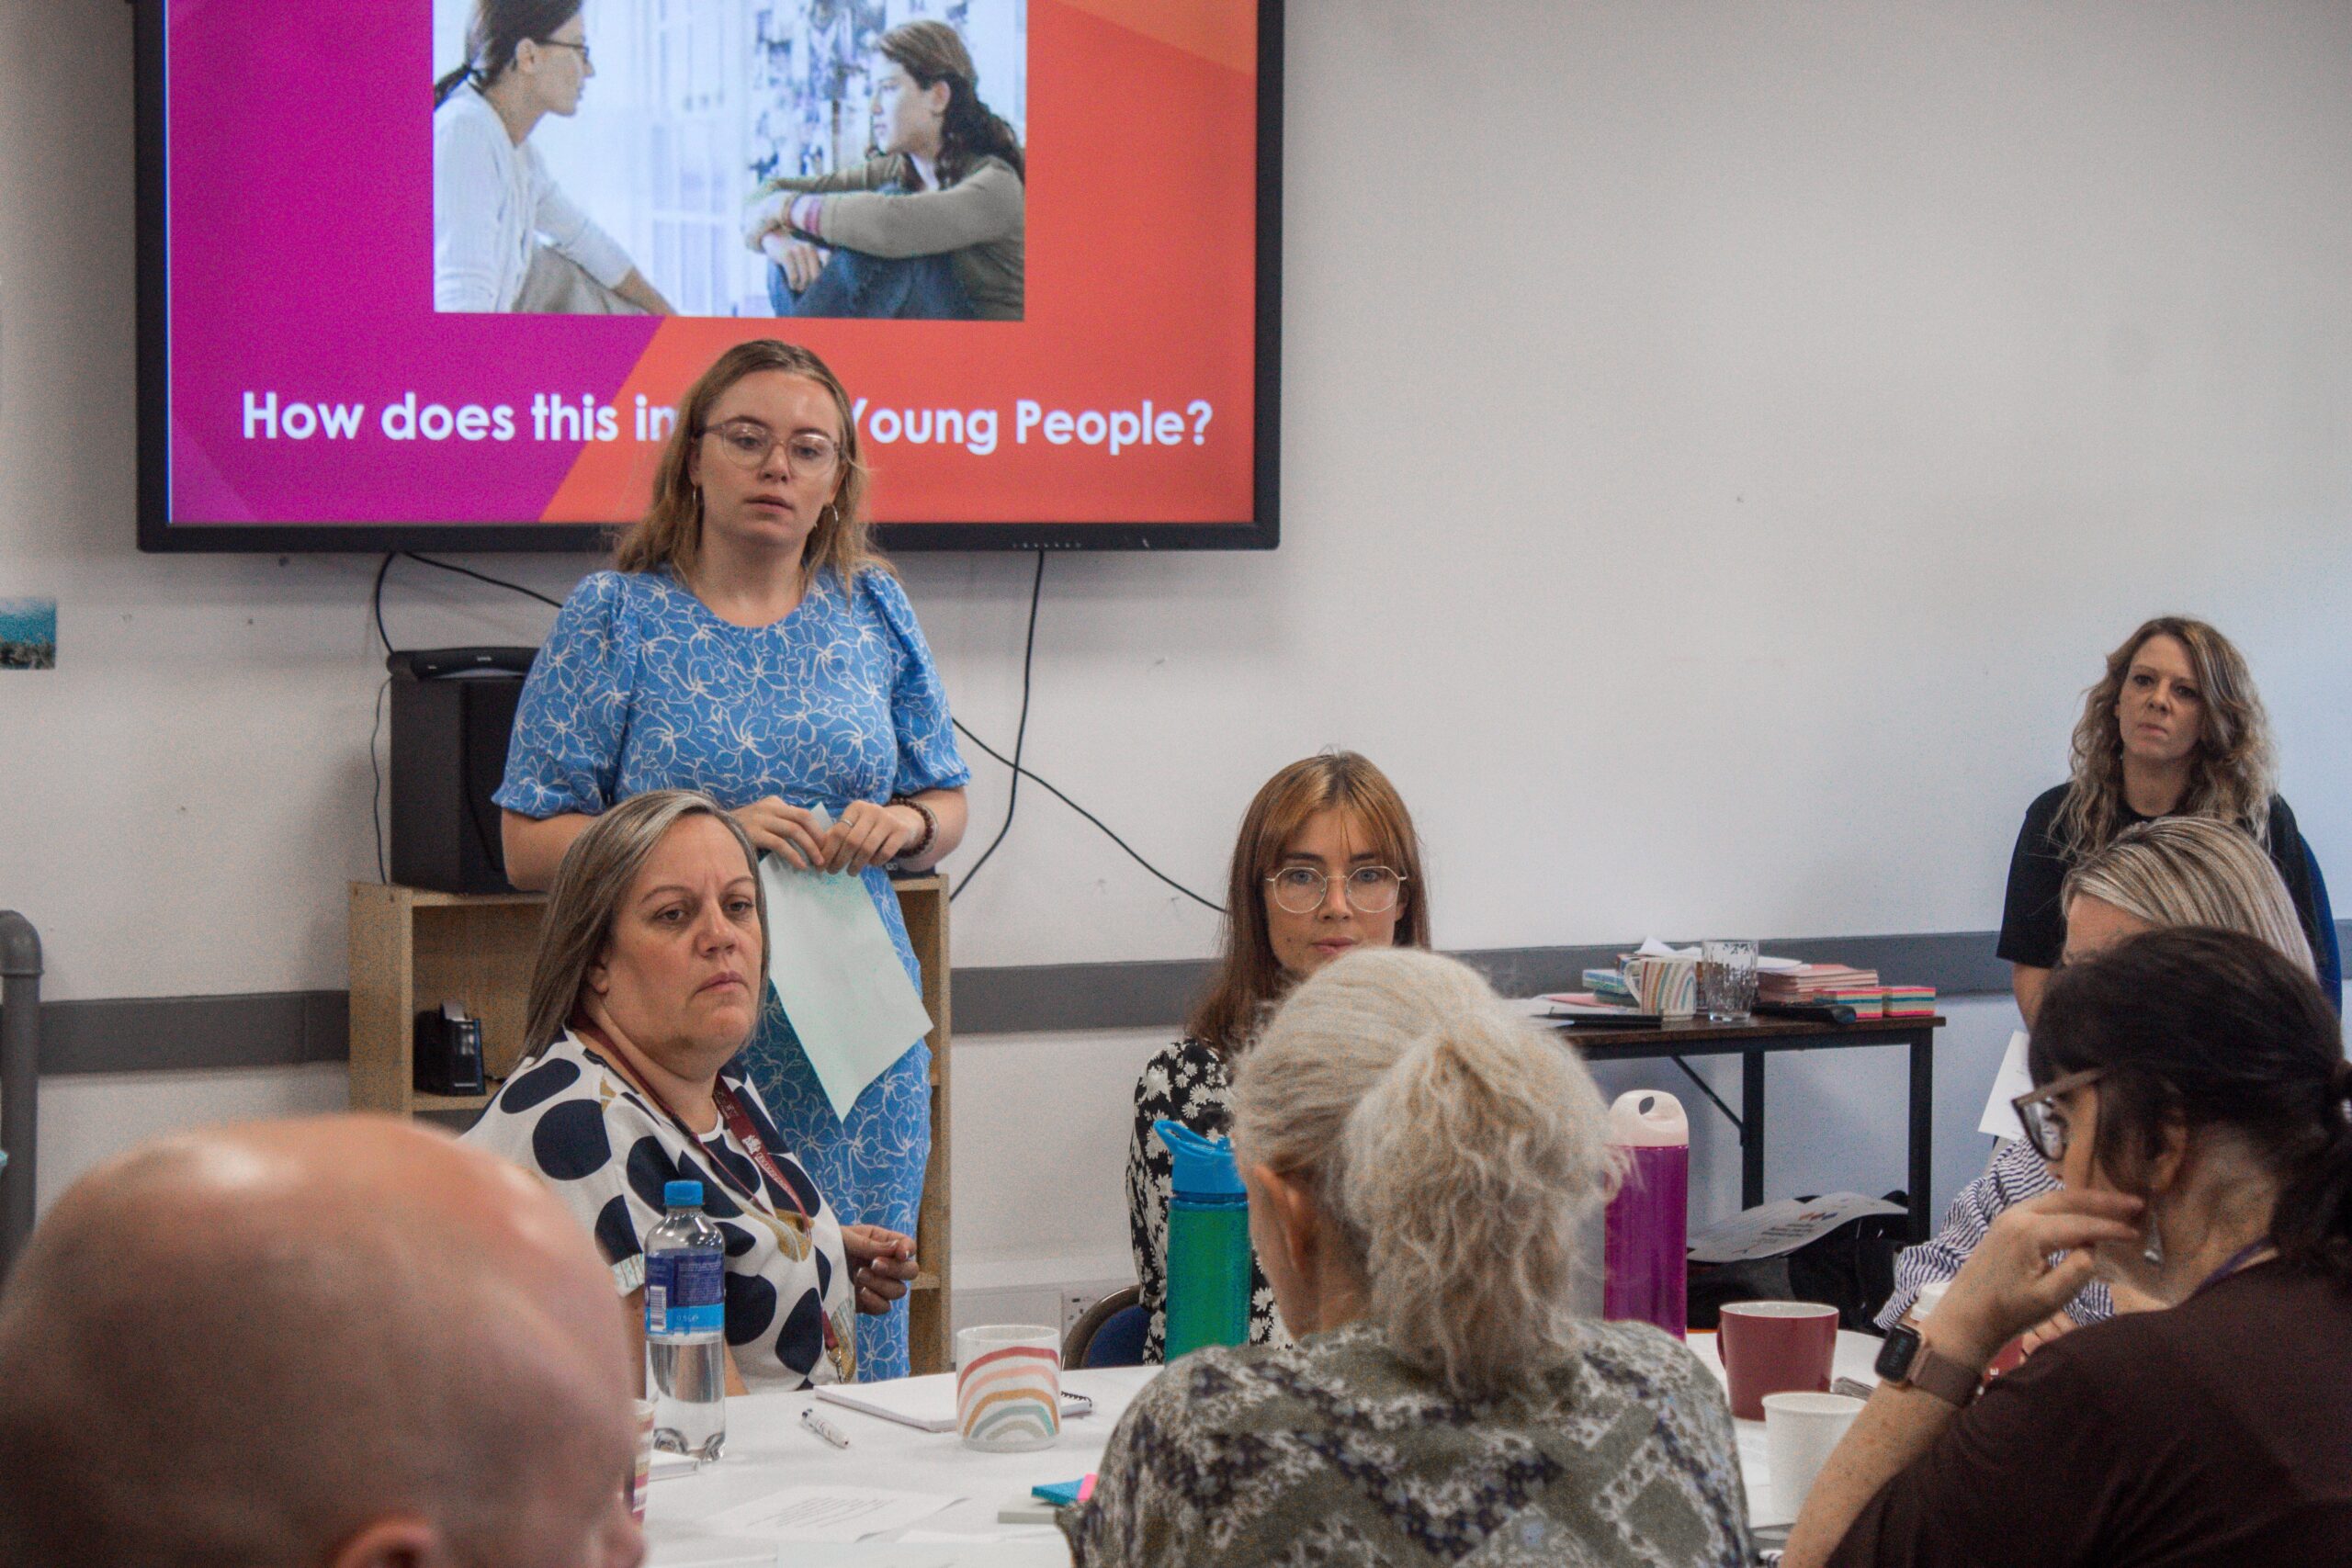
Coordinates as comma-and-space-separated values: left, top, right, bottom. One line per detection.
2000, 615, 2325, 1024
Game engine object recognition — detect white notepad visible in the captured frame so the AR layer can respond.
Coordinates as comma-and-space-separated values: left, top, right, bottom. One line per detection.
758, 818, 936, 1122
813, 1382, 1094, 1434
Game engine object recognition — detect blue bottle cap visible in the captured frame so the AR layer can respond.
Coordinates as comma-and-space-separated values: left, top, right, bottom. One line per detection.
1153, 1119, 1246, 1197
663, 1179, 703, 1207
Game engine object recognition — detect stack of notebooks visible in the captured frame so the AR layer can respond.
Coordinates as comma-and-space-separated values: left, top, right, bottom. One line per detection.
1758, 963, 1880, 1006
1583, 967, 1636, 1005
1757, 964, 1937, 1019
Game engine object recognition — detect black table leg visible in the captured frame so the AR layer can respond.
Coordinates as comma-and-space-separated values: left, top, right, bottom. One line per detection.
1907, 1030, 1935, 1241
1742, 1048, 1766, 1209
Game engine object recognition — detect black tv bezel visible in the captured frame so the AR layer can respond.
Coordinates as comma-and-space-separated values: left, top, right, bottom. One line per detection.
134, 1, 1282, 555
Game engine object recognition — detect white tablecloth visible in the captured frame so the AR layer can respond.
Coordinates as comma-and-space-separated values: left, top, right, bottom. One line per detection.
643, 1367, 1158, 1565
645, 1330, 1885, 1562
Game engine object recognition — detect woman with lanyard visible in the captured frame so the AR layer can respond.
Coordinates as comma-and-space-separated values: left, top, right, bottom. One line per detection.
496, 341, 969, 1379
1787, 926, 2352, 1567
1998, 615, 2332, 1026
468, 790, 919, 1390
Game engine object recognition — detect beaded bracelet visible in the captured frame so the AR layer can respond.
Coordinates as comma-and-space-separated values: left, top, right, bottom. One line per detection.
889, 795, 938, 866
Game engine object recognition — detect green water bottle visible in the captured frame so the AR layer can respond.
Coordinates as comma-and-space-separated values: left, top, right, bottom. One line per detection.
1155, 1119, 1253, 1359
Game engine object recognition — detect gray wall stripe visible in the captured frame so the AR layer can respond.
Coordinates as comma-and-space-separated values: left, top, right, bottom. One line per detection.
17, 918, 2345, 1074
31, 991, 352, 1075
2, 928, 2060, 1076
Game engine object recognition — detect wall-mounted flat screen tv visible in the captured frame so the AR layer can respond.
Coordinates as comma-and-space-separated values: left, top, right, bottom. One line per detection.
136, 0, 1280, 552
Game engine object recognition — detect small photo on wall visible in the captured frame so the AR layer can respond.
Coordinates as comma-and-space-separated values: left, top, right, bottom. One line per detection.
0, 597, 56, 671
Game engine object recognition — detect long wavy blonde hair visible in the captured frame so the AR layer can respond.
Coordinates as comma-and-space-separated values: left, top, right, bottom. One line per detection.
613, 339, 888, 586
2053, 616, 2274, 861
1229, 948, 1619, 1400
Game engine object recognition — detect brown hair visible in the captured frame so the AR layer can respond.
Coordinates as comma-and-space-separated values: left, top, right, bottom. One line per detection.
613, 340, 886, 586
433, 0, 582, 107
878, 20, 1025, 185
522, 791, 767, 1055
1186, 753, 1431, 1055
2030, 927, 2352, 1285
2054, 615, 2275, 861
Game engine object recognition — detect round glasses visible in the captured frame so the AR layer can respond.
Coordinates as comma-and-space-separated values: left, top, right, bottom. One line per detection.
1265, 865, 1406, 916
701, 421, 842, 477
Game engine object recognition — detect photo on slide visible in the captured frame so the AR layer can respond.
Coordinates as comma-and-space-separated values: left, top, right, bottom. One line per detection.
430, 0, 1028, 321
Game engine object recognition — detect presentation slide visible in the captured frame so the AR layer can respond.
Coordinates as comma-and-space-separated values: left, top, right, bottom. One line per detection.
144, 0, 1269, 547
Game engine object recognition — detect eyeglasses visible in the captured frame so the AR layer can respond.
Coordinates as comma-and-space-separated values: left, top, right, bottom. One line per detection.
700, 421, 842, 477
2011, 1067, 2108, 1162
534, 38, 592, 67
1265, 865, 1407, 916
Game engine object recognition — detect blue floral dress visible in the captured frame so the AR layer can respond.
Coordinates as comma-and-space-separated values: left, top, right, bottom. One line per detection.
495, 565, 969, 1379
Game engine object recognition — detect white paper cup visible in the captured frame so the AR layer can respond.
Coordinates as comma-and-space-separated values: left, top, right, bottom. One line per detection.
955, 1325, 1061, 1452
1763, 1391, 1865, 1520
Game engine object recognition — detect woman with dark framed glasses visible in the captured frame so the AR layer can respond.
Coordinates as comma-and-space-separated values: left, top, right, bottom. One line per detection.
497, 340, 969, 1379
1877, 816, 2314, 1337
1125, 752, 1431, 1360
1787, 927, 2352, 1567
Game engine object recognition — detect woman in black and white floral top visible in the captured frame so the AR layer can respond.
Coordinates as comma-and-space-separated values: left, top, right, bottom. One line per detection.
1125, 752, 1431, 1360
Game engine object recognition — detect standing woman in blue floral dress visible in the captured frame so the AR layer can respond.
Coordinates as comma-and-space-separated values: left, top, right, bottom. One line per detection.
495, 339, 969, 1379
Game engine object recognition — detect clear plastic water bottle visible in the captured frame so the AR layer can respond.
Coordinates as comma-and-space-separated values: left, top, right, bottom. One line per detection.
644, 1179, 728, 1459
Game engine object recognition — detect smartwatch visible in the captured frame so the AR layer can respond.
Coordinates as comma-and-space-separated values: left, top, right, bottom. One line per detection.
1872, 1324, 1982, 1407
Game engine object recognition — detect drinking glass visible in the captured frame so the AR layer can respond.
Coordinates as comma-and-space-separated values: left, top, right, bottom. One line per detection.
1699, 939, 1758, 1021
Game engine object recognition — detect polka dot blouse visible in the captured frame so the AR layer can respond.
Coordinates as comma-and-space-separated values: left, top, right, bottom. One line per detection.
465, 1033, 858, 1388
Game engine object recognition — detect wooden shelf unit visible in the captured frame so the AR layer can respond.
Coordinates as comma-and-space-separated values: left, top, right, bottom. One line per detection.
348, 874, 955, 1374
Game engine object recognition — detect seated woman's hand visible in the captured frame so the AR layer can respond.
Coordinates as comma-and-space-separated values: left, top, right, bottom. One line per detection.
2018, 1309, 2079, 1358
743, 189, 793, 248
730, 796, 830, 871
775, 240, 832, 294
1931, 1190, 2143, 1368
842, 1224, 919, 1314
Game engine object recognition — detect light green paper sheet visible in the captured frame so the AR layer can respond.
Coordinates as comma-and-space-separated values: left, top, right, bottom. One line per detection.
758, 829, 933, 1122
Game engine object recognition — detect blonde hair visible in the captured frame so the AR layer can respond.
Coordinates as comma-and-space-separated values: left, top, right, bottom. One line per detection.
613, 340, 888, 587
2055, 615, 2275, 861
1188, 752, 1432, 1056
2064, 815, 2313, 977
1228, 948, 1618, 1400
522, 791, 768, 1055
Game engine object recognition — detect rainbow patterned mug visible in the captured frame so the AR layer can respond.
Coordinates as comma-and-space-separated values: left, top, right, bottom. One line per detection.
955, 1325, 1064, 1452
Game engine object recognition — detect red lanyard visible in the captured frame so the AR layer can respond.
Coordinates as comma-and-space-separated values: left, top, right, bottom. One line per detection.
571, 1024, 838, 1350
711, 1078, 814, 1224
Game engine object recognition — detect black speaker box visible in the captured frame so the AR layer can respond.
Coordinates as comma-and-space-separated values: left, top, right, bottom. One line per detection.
387, 648, 537, 894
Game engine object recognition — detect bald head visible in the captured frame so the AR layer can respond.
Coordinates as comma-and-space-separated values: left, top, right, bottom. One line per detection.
0, 1117, 640, 1568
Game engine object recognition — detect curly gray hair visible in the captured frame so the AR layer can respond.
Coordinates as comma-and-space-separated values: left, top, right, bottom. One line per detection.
1229, 947, 1620, 1398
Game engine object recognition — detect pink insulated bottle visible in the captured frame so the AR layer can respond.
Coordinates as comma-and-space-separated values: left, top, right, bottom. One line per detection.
1603, 1090, 1690, 1337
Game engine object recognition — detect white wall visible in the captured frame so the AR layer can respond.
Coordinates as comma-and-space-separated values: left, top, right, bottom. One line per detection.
6, 4, 2350, 1283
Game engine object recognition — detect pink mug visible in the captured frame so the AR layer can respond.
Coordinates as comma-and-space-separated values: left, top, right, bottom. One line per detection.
1719, 1300, 1838, 1420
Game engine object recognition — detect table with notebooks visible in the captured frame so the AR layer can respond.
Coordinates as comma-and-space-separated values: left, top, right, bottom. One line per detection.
1541, 958, 1945, 1240
637, 1334, 1886, 1563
